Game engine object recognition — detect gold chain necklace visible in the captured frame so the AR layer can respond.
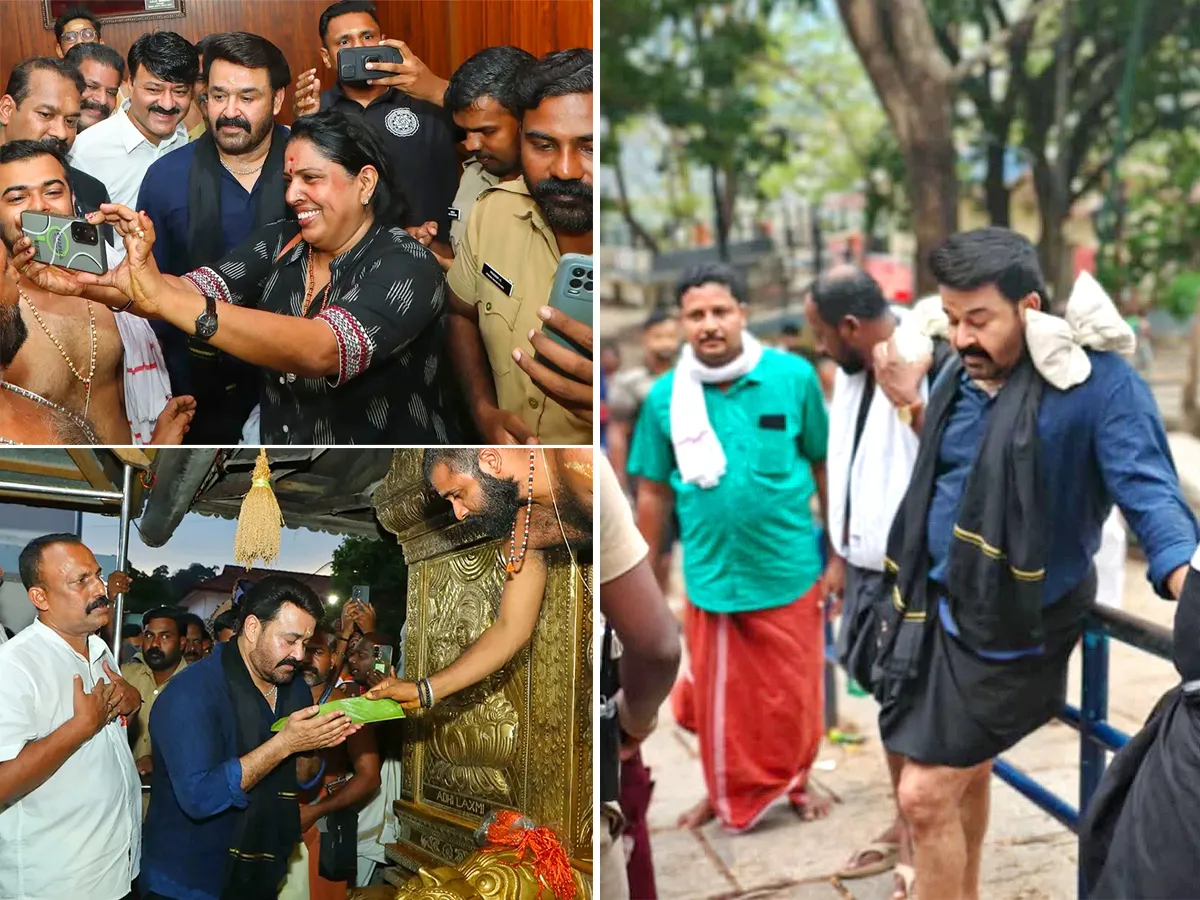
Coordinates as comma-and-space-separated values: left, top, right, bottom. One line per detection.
18, 289, 96, 417
301, 246, 331, 317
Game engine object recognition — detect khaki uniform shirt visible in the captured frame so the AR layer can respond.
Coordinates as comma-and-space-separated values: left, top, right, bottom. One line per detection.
121, 653, 187, 762
446, 177, 590, 444
448, 157, 500, 255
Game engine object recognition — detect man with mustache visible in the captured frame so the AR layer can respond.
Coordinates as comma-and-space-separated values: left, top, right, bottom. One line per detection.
141, 576, 362, 900
871, 227, 1199, 900
0, 57, 113, 232
137, 31, 291, 443
293, 0, 459, 259
0, 533, 143, 900
629, 262, 832, 832
121, 606, 188, 783
447, 48, 594, 445
179, 612, 209, 665
65, 43, 126, 132
368, 447, 592, 710
69, 31, 196, 210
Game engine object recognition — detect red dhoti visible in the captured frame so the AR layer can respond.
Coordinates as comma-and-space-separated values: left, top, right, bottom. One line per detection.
672, 580, 825, 832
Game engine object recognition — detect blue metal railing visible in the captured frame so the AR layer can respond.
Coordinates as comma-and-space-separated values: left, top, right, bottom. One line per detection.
989, 604, 1172, 899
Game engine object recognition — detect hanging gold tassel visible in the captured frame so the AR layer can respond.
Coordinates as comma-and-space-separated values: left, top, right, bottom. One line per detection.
233, 448, 283, 570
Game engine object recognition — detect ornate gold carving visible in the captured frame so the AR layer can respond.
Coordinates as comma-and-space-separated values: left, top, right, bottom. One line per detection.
386, 848, 592, 900
374, 449, 593, 889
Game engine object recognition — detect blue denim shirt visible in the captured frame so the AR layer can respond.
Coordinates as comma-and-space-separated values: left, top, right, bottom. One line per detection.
140, 642, 314, 900
927, 351, 1198, 658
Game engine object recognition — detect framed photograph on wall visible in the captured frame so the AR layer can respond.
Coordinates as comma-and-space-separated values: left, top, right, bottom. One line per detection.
42, 0, 186, 30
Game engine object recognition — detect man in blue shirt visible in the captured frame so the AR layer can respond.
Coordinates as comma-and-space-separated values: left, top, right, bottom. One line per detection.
137, 32, 292, 444
873, 227, 1198, 900
140, 576, 362, 900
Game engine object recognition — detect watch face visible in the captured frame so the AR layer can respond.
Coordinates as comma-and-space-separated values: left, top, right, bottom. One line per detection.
195, 312, 218, 340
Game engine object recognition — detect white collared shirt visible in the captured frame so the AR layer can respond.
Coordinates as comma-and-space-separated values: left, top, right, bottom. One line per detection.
0, 618, 142, 900
68, 99, 188, 209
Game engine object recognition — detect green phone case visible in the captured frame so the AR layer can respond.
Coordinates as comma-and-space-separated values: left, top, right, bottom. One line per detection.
270, 696, 406, 732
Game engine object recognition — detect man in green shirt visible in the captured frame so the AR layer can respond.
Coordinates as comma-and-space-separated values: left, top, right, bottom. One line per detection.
630, 262, 831, 831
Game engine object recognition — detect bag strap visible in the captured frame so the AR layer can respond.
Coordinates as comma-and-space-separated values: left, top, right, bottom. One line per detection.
274, 232, 305, 264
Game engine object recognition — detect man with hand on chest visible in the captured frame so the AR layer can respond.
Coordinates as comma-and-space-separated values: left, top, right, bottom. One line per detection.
0, 533, 143, 900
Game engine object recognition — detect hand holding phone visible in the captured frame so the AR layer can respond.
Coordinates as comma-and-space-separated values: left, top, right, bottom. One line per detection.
21, 211, 108, 275
337, 46, 403, 84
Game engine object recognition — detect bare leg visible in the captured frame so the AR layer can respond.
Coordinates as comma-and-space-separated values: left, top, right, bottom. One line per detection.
898, 759, 987, 900
959, 760, 993, 900
889, 751, 915, 899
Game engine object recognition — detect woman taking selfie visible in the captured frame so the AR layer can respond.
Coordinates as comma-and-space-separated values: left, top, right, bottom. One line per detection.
13, 109, 460, 444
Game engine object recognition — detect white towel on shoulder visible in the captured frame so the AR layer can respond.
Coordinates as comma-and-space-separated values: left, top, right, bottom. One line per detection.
669, 332, 764, 488
114, 313, 171, 445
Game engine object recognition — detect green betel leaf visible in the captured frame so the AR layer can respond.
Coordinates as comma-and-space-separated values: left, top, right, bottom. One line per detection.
271, 696, 407, 732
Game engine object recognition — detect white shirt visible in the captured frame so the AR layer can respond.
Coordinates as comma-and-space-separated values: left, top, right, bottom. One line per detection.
0, 619, 142, 900
68, 99, 188, 209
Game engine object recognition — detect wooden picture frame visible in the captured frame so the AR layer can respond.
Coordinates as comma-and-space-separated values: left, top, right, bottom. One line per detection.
42, 0, 186, 30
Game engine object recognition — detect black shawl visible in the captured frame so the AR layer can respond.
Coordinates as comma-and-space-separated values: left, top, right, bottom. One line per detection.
186, 129, 290, 269
876, 353, 1048, 702
220, 642, 308, 900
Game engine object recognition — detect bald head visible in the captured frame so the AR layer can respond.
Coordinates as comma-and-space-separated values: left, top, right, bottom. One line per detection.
804, 266, 892, 374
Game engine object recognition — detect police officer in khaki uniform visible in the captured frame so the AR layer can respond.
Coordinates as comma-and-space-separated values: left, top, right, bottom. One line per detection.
446, 49, 594, 445
443, 46, 533, 256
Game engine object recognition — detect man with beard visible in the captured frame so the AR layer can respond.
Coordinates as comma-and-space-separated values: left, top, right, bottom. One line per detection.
367, 447, 592, 709
69, 31, 196, 209
0, 141, 195, 444
137, 31, 291, 443
803, 266, 947, 897
440, 46, 535, 263
0, 533, 143, 900
121, 606, 188, 782
140, 576, 362, 900
0, 57, 112, 228
630, 262, 832, 832
874, 228, 1197, 900
292, 625, 382, 898
293, 0, 458, 257
447, 48, 594, 445
65, 43, 126, 132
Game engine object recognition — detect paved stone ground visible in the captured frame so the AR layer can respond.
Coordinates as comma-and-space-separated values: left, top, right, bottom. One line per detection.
638, 556, 1181, 900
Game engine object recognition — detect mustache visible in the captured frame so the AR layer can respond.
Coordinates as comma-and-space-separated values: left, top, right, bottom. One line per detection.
531, 176, 591, 203
85, 595, 110, 614
276, 658, 301, 670
39, 135, 69, 154
148, 104, 182, 117
215, 115, 251, 133
959, 347, 993, 363
79, 99, 110, 115
145, 647, 165, 660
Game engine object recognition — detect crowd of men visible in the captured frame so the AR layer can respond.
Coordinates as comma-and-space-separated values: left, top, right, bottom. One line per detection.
0, 446, 596, 900
0, 1, 593, 446
600, 227, 1200, 900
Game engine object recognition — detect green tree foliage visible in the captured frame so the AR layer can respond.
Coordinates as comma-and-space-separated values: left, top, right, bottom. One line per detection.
123, 565, 177, 615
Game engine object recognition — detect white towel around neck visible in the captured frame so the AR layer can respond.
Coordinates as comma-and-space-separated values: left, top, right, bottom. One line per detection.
894, 270, 1136, 389
668, 332, 764, 488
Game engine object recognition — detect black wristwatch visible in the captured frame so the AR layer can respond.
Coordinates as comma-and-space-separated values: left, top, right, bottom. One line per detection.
194, 295, 218, 341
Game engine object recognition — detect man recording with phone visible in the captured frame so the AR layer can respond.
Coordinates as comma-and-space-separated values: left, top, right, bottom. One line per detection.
446, 49, 593, 446
292, 0, 458, 258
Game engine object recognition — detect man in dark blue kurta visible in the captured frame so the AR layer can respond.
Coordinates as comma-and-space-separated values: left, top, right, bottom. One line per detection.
870, 228, 1198, 900
139, 577, 360, 900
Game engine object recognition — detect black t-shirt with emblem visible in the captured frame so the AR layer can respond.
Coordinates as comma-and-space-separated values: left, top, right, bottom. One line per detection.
319, 84, 460, 240
182, 218, 464, 445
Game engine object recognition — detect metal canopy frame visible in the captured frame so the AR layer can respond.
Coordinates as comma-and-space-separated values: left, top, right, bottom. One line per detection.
0, 449, 150, 657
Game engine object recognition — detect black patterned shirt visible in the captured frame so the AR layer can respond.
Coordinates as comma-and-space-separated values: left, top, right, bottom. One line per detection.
183, 219, 460, 444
